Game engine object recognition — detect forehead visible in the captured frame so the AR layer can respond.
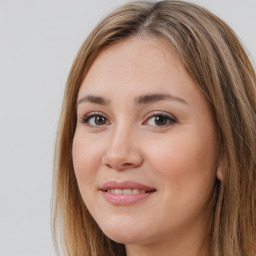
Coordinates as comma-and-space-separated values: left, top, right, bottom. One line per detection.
78, 36, 201, 105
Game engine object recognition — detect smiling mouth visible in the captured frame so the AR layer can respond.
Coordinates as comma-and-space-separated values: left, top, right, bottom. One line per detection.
103, 188, 155, 195
99, 181, 156, 205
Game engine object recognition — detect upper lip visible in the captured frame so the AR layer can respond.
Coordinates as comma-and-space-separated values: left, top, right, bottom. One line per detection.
100, 180, 156, 192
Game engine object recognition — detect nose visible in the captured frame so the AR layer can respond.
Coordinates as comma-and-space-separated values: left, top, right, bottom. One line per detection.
102, 126, 143, 171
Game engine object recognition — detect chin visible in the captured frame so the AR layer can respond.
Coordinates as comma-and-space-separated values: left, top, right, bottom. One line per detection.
98, 218, 149, 244
107, 232, 138, 244
104, 230, 145, 245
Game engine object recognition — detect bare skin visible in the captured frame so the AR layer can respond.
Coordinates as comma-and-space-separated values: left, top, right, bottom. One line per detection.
73, 36, 219, 256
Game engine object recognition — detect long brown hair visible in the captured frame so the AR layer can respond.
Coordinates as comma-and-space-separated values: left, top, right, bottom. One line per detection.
52, 1, 256, 255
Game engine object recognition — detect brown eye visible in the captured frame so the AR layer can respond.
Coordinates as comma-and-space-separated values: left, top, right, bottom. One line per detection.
145, 113, 177, 127
82, 114, 109, 127
94, 116, 107, 125
154, 116, 168, 126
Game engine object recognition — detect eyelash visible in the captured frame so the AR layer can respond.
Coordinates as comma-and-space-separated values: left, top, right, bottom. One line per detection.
81, 112, 109, 127
80, 111, 177, 128
144, 111, 177, 128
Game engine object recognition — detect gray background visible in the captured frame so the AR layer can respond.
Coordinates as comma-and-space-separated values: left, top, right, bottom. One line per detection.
1, 0, 255, 255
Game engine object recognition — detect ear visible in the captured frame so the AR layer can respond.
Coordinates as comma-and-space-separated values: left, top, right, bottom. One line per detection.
216, 165, 223, 181
216, 146, 225, 181
216, 154, 224, 181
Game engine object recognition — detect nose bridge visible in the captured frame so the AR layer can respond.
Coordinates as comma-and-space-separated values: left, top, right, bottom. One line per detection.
102, 121, 142, 170
111, 121, 132, 149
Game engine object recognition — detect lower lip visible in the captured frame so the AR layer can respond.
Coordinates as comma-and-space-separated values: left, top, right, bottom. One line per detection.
102, 191, 155, 205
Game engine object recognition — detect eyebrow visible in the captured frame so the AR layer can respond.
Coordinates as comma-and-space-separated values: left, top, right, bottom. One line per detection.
77, 95, 110, 106
77, 93, 188, 106
135, 93, 188, 105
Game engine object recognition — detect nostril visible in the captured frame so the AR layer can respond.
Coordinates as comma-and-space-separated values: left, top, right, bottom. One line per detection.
102, 151, 143, 170
105, 162, 134, 170
123, 163, 134, 167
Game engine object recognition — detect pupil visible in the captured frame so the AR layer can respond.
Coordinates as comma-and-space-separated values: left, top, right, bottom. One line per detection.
155, 116, 167, 126
95, 116, 106, 125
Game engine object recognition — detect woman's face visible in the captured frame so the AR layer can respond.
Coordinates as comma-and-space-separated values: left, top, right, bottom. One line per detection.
73, 36, 218, 248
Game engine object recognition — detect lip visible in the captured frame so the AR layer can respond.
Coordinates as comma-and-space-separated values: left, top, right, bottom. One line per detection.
99, 180, 156, 206
100, 180, 156, 191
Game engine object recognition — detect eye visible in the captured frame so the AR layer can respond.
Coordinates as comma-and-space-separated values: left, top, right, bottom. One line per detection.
144, 112, 177, 127
81, 112, 110, 127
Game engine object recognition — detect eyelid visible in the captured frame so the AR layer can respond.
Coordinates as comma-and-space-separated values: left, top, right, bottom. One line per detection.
143, 111, 177, 126
79, 110, 177, 128
81, 111, 106, 118
144, 110, 176, 119
80, 111, 110, 126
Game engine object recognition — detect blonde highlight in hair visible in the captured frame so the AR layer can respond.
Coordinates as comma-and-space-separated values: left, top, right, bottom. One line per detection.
52, 1, 256, 255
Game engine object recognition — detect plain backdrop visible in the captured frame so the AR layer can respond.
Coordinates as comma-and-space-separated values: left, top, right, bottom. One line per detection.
1, 0, 255, 255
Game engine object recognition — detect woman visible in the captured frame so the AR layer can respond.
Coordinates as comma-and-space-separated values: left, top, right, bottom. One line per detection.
52, 1, 256, 255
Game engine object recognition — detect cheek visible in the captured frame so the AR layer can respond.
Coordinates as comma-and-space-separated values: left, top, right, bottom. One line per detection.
145, 131, 217, 227
72, 131, 103, 186
146, 129, 217, 194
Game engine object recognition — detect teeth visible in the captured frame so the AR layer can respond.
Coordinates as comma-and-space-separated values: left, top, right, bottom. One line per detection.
115, 189, 122, 195
123, 189, 132, 195
106, 189, 148, 195
133, 189, 139, 194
